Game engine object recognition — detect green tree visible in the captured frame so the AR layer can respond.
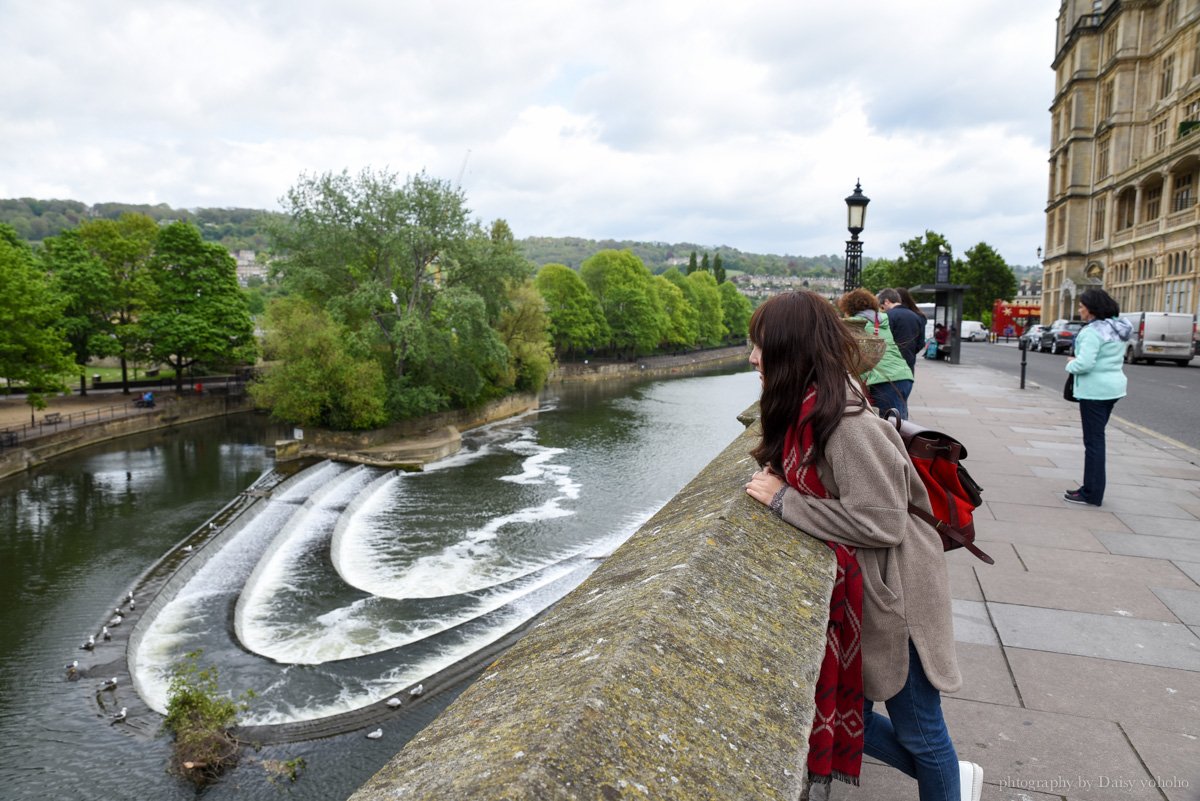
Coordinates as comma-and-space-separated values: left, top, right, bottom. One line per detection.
270, 169, 520, 418
0, 225, 74, 413
700, 253, 711, 274
496, 280, 554, 392
652, 275, 695, 349
892, 231, 952, 289
659, 268, 701, 346
250, 297, 388, 429
77, 213, 160, 393
40, 229, 118, 394
713, 253, 726, 284
686, 251, 698, 275
959, 242, 1017, 320
685, 270, 727, 346
143, 222, 257, 392
580, 250, 665, 354
534, 263, 608, 357
859, 257, 895, 293
718, 281, 752, 341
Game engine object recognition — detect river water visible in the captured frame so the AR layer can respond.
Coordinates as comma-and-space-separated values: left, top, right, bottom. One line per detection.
0, 367, 759, 800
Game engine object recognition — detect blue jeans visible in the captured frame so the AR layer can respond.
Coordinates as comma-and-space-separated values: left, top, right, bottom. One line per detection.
863, 640, 960, 801
870, 381, 912, 420
1079, 398, 1118, 505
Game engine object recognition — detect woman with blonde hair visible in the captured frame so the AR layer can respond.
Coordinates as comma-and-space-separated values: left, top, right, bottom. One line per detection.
743, 290, 981, 801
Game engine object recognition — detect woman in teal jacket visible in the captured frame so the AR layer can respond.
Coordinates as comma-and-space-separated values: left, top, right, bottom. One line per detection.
1063, 288, 1132, 507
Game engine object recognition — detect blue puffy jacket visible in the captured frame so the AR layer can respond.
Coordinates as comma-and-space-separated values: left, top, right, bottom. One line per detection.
1065, 318, 1132, 400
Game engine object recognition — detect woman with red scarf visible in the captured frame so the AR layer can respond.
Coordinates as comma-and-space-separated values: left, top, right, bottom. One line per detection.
742, 291, 981, 801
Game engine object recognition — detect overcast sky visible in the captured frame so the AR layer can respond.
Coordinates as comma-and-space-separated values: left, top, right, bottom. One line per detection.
0, 1, 1058, 265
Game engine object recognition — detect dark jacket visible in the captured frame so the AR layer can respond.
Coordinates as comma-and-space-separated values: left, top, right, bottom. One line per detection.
886, 306, 926, 369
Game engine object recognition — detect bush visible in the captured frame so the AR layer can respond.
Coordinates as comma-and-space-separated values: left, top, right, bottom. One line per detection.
163, 650, 254, 787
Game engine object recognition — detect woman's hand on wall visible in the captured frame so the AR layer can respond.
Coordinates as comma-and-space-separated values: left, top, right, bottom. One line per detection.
746, 468, 785, 505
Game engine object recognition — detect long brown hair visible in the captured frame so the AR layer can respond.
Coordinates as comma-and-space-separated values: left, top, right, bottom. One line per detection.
749, 291, 869, 473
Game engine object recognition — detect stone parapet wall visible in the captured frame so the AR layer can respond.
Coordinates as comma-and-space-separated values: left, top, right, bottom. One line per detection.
347, 407, 834, 801
548, 344, 749, 384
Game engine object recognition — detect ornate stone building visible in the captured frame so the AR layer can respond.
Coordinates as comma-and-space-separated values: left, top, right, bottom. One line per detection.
1045, 0, 1200, 321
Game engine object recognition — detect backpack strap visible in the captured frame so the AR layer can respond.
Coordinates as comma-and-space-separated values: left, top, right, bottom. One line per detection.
906, 504, 996, 565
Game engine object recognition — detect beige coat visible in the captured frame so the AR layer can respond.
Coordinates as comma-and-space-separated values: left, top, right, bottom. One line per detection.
777, 398, 961, 701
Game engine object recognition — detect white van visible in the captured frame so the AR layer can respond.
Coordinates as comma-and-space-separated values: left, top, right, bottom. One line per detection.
960, 320, 988, 342
1118, 311, 1196, 365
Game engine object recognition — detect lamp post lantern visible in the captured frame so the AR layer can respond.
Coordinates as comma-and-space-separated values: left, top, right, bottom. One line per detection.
842, 180, 870, 293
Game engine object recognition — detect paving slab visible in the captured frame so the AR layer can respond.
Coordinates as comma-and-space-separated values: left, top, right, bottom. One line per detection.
953, 599, 1001, 646
954, 541, 1026, 572
1144, 465, 1200, 480
1120, 725, 1200, 801
1091, 496, 1198, 520
1173, 560, 1200, 586
1005, 648, 1200, 736
973, 520, 1108, 553
985, 503, 1131, 532
951, 642, 1021, 706
947, 561, 984, 601
1151, 587, 1200, 625
1030, 465, 1153, 488
1012, 545, 1198, 589
942, 697, 1152, 801
977, 571, 1179, 622
1095, 532, 1200, 563
1114, 516, 1200, 541
987, 602, 1200, 671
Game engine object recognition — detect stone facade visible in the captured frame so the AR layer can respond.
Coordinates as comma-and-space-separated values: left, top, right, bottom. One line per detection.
1045, 0, 1200, 321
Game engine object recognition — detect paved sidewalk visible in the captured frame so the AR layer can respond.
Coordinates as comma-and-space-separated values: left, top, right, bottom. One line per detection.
841, 359, 1200, 801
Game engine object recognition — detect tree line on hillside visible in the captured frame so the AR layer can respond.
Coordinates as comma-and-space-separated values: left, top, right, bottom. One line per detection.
0, 216, 256, 410
0, 197, 282, 252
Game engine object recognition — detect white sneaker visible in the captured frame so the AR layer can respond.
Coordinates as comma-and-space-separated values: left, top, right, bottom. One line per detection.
959, 761, 983, 801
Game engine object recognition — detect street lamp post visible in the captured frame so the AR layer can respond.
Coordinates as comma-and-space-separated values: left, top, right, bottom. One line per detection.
842, 180, 870, 293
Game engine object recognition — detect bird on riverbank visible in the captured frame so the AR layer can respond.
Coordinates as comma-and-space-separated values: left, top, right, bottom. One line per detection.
365, 728, 383, 739
128, 597, 135, 610
65, 661, 79, 681
110, 707, 127, 724
182, 545, 194, 553
80, 635, 95, 651
386, 697, 402, 708
107, 615, 122, 628
101, 626, 111, 641
409, 684, 424, 697
100, 677, 118, 691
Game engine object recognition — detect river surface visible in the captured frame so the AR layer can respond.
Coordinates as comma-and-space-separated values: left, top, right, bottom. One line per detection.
0, 367, 759, 801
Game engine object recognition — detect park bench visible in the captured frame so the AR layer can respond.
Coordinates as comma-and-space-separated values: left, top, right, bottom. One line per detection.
43, 412, 62, 425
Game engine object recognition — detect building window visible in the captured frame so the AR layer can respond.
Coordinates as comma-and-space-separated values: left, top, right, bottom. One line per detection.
1153, 117, 1169, 151
1057, 207, 1067, 247
1173, 172, 1194, 211
1116, 190, 1136, 229
1165, 0, 1180, 29
1100, 79, 1115, 120
1104, 24, 1119, 62
1093, 197, 1107, 240
1047, 210, 1056, 247
1146, 186, 1163, 219
1161, 53, 1176, 100
1097, 135, 1111, 179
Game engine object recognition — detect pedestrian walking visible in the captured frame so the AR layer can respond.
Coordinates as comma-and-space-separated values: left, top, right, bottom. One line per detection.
743, 290, 982, 801
838, 288, 914, 419
1063, 289, 1132, 507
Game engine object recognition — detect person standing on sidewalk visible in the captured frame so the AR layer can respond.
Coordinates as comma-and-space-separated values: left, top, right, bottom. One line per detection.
838, 288, 914, 419
1063, 289, 1132, 507
878, 288, 925, 395
743, 290, 983, 801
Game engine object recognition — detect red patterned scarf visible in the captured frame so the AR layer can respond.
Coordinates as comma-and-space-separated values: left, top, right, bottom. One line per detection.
783, 387, 865, 787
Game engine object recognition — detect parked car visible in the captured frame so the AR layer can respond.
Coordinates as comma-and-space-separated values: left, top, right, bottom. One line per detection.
1020, 324, 1047, 350
1118, 311, 1196, 366
960, 320, 988, 342
1038, 319, 1085, 354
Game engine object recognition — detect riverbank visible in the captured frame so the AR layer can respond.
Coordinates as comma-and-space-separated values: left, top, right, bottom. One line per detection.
546, 343, 748, 383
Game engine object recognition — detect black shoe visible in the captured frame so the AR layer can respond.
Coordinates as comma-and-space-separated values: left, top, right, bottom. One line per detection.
1070, 489, 1099, 506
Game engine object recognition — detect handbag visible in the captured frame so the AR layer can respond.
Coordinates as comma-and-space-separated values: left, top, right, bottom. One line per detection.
1063, 374, 1078, 402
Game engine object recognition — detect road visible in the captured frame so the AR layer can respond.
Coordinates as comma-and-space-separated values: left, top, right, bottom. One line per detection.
949, 340, 1200, 454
